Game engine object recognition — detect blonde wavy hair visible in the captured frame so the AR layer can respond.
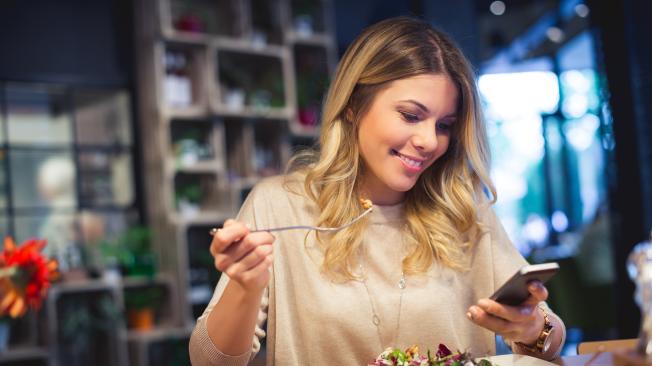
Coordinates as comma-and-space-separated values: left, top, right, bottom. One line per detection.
289, 16, 496, 282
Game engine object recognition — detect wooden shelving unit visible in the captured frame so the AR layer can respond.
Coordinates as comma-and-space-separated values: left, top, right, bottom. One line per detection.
135, 0, 336, 343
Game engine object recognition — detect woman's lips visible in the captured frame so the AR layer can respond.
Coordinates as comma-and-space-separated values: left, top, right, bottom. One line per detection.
391, 149, 426, 172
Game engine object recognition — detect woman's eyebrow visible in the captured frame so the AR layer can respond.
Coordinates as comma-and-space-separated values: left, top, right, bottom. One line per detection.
398, 99, 429, 113
398, 99, 457, 119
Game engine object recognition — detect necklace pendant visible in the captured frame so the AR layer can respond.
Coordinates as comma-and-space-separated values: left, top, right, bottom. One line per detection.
372, 314, 380, 326
398, 275, 406, 289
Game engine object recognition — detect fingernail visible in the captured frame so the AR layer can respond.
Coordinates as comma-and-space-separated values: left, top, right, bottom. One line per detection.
466, 311, 473, 320
469, 306, 480, 317
529, 281, 543, 291
520, 307, 533, 315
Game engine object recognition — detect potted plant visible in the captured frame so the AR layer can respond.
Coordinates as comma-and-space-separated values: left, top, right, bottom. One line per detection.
175, 181, 202, 217
100, 226, 157, 279
124, 286, 164, 331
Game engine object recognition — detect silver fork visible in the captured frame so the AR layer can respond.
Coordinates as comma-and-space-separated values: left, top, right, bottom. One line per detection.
209, 206, 373, 236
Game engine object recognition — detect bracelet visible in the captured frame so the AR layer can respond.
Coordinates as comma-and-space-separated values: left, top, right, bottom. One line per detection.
514, 305, 555, 354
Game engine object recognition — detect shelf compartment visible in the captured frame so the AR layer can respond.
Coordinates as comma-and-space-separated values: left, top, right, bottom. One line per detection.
164, 0, 245, 38
170, 118, 223, 171
126, 327, 193, 366
122, 277, 176, 330
291, 43, 330, 134
215, 50, 287, 114
252, 119, 290, 177
185, 224, 223, 319
160, 42, 208, 115
144, 330, 191, 366
173, 172, 224, 218
0, 312, 41, 353
47, 283, 128, 366
0, 347, 49, 365
288, 0, 330, 38
249, 0, 284, 45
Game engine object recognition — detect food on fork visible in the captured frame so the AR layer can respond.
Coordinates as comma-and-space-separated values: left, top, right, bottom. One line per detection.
359, 198, 373, 210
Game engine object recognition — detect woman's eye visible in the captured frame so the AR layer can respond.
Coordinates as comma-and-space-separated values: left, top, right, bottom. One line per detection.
437, 122, 453, 132
399, 111, 419, 122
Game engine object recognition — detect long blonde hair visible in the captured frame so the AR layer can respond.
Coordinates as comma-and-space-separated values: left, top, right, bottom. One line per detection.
290, 16, 495, 281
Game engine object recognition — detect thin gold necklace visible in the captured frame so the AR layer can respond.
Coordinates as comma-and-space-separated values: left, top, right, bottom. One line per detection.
358, 258, 406, 350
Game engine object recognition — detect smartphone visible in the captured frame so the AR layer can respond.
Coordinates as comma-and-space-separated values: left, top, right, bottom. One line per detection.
490, 262, 559, 306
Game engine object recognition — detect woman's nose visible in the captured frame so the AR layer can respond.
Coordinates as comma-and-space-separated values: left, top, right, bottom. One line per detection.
412, 122, 438, 152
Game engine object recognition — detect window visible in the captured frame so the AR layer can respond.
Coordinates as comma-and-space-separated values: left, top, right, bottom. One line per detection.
0, 83, 139, 271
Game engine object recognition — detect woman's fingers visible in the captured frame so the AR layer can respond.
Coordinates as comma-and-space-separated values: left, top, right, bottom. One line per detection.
210, 220, 249, 256
476, 299, 536, 323
223, 244, 273, 277
526, 281, 549, 303
214, 231, 274, 271
207, 219, 275, 292
467, 305, 516, 337
240, 254, 274, 289
468, 303, 537, 340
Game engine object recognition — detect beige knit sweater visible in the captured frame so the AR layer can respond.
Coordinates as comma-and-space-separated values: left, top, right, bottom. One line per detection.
189, 174, 564, 365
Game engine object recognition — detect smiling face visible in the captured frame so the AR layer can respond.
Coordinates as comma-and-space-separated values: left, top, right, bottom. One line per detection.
356, 73, 459, 205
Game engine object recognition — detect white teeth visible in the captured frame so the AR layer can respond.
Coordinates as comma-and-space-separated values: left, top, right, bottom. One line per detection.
396, 153, 423, 167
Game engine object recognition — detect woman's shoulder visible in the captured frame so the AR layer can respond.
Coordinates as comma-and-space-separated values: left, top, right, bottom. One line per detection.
240, 171, 316, 228
472, 190, 496, 224
248, 171, 308, 204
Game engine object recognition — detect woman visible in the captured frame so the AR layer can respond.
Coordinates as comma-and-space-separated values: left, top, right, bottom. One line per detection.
189, 16, 566, 365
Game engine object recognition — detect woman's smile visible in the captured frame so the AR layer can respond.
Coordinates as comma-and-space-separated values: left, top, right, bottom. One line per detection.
391, 149, 427, 172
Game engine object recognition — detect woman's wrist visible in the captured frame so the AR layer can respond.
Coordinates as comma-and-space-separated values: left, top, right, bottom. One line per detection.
517, 305, 547, 346
511, 307, 564, 360
205, 280, 266, 356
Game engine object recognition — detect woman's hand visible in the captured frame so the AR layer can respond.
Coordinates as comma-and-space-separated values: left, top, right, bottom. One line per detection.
210, 219, 275, 294
466, 281, 548, 345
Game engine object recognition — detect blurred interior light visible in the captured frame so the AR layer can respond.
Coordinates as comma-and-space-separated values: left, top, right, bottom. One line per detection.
545, 117, 564, 151
479, 72, 560, 120
562, 94, 589, 119
562, 70, 591, 93
523, 214, 549, 246
502, 117, 545, 162
546, 27, 565, 43
564, 114, 600, 151
551, 210, 569, 232
490, 1, 506, 16
492, 169, 528, 201
575, 4, 590, 18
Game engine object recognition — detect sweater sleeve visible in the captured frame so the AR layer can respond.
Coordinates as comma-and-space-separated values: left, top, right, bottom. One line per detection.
481, 205, 528, 288
481, 204, 567, 359
189, 183, 270, 366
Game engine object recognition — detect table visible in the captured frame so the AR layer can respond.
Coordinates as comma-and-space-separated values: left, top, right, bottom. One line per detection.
557, 352, 614, 366
486, 352, 615, 366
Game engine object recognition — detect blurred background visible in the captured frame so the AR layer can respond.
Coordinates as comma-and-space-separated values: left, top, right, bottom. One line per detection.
0, 0, 651, 365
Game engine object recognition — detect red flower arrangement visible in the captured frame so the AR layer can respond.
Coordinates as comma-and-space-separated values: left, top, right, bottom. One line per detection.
0, 237, 58, 318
